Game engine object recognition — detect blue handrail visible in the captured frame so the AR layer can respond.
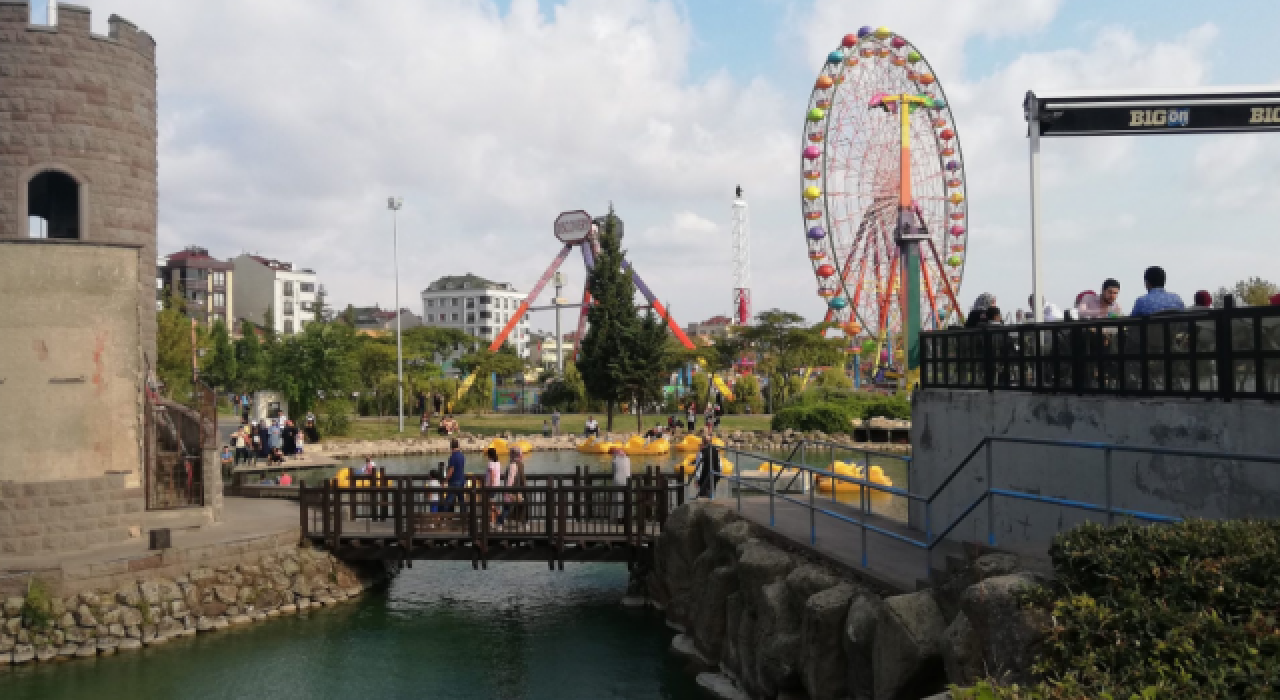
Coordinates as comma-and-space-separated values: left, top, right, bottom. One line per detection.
712, 435, 1280, 583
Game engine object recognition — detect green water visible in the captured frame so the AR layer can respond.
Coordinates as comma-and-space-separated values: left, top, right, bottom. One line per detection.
0, 563, 702, 700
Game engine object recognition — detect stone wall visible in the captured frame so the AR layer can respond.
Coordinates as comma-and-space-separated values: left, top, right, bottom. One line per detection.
649, 502, 1045, 700
0, 544, 388, 666
910, 390, 1280, 556
0, 472, 143, 558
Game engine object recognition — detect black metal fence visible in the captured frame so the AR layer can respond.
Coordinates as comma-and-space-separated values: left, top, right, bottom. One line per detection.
921, 306, 1280, 400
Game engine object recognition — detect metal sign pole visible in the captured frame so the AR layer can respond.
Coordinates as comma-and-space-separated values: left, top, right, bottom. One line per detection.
1028, 100, 1045, 323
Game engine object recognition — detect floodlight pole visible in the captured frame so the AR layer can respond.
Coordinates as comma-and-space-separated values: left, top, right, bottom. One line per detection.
1027, 95, 1045, 322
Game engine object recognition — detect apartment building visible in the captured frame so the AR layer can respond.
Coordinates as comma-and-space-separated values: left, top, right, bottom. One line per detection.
231, 254, 318, 335
157, 246, 234, 326
421, 273, 529, 358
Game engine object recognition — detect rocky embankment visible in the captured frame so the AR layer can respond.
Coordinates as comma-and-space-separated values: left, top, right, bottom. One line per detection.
647, 502, 1045, 700
309, 419, 911, 462
1, 547, 387, 666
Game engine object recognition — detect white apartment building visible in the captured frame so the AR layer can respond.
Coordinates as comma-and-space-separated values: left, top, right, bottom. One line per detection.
421, 273, 529, 358
231, 254, 319, 335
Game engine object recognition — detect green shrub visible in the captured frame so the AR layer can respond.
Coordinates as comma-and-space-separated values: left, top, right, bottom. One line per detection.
770, 389, 910, 431
770, 401, 856, 433
317, 398, 353, 438
959, 519, 1280, 699
22, 578, 54, 631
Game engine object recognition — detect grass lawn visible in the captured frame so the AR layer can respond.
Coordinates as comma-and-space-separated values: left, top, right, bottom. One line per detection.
329, 412, 773, 442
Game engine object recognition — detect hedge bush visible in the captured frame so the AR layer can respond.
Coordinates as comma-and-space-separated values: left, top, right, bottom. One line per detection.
769, 389, 911, 432
956, 519, 1280, 699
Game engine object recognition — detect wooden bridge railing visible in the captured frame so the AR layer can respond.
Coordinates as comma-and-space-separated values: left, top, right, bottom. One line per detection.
299, 467, 687, 569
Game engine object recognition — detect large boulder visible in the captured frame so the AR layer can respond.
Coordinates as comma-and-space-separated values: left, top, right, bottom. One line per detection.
712, 520, 754, 561
784, 565, 841, 620
941, 612, 983, 686
873, 592, 948, 700
735, 539, 794, 613
722, 592, 746, 678
691, 564, 739, 662
802, 583, 857, 700
934, 552, 1022, 623
843, 593, 885, 700
692, 503, 739, 557
750, 580, 804, 696
959, 573, 1046, 685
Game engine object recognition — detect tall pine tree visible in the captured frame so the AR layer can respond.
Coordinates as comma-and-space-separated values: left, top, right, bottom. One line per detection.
579, 207, 636, 430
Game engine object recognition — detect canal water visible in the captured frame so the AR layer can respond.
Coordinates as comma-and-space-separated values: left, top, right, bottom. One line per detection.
0, 562, 703, 700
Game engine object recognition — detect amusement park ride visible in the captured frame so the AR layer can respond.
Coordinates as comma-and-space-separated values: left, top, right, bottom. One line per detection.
802, 26, 967, 388
456, 210, 734, 401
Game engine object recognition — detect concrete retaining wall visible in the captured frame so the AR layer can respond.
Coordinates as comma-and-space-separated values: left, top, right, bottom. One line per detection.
910, 390, 1280, 556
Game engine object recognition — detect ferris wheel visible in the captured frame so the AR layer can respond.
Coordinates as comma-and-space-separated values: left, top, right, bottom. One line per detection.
801, 27, 967, 357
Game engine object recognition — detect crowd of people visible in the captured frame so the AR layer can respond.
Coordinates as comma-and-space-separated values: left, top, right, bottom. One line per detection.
963, 266, 1276, 329
227, 413, 318, 470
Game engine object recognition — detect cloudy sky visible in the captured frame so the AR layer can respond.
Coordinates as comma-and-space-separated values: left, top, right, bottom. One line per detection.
48, 0, 1280, 332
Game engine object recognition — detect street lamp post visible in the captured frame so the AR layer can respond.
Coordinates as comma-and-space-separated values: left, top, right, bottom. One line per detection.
388, 196, 405, 432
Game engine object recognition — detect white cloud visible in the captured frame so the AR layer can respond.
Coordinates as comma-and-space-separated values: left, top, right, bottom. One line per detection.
64, 0, 1280, 334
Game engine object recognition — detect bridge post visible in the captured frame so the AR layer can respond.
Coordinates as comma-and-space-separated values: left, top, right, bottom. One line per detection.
479, 487, 489, 570
572, 466, 581, 520
557, 481, 567, 570
469, 488, 479, 570
625, 477, 634, 569
546, 478, 556, 570
657, 474, 669, 527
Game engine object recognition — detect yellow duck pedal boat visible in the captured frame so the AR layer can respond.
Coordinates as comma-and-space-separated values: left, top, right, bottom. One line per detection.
815, 460, 893, 493
623, 436, 671, 455
678, 453, 734, 476
673, 435, 725, 452
486, 438, 534, 455
576, 437, 619, 454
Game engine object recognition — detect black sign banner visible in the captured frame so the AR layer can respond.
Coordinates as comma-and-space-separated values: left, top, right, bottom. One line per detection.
1038, 103, 1280, 136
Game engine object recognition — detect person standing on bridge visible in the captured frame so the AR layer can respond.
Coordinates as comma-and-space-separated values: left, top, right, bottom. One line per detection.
485, 447, 503, 526
694, 435, 721, 500
499, 447, 527, 526
551, 409, 561, 437
444, 439, 466, 512
610, 446, 631, 522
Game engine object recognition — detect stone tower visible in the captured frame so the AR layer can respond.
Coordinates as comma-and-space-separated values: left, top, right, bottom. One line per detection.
0, 2, 160, 555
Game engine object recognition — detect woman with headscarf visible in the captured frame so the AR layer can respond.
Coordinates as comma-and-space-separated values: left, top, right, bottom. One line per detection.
500, 446, 528, 525
609, 447, 631, 521
966, 293, 997, 328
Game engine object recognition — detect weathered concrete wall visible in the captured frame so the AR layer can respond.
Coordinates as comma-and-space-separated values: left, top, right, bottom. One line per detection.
0, 1, 158, 407
0, 242, 143, 485
911, 390, 1280, 556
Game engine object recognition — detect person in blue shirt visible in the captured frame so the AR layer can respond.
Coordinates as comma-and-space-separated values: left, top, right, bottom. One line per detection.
444, 439, 466, 512
1131, 266, 1185, 316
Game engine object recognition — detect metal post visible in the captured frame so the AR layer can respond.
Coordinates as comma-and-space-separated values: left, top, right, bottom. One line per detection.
830, 444, 836, 504
768, 456, 775, 528
1028, 107, 1045, 323
553, 272, 565, 376
1104, 448, 1114, 526
860, 469, 868, 568
389, 197, 405, 432
985, 440, 995, 546
809, 463, 817, 545
863, 450, 872, 515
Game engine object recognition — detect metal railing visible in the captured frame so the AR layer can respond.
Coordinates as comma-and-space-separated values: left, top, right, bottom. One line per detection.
920, 305, 1280, 400
298, 467, 685, 569
716, 437, 1280, 580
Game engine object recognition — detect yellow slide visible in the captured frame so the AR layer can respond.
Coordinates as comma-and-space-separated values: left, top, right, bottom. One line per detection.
694, 357, 735, 401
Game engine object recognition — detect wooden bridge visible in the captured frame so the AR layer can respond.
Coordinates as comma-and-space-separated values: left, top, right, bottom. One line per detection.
299, 468, 685, 570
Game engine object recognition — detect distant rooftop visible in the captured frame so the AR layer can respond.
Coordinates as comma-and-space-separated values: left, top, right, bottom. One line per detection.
242, 254, 315, 274
165, 246, 232, 268
425, 273, 516, 293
